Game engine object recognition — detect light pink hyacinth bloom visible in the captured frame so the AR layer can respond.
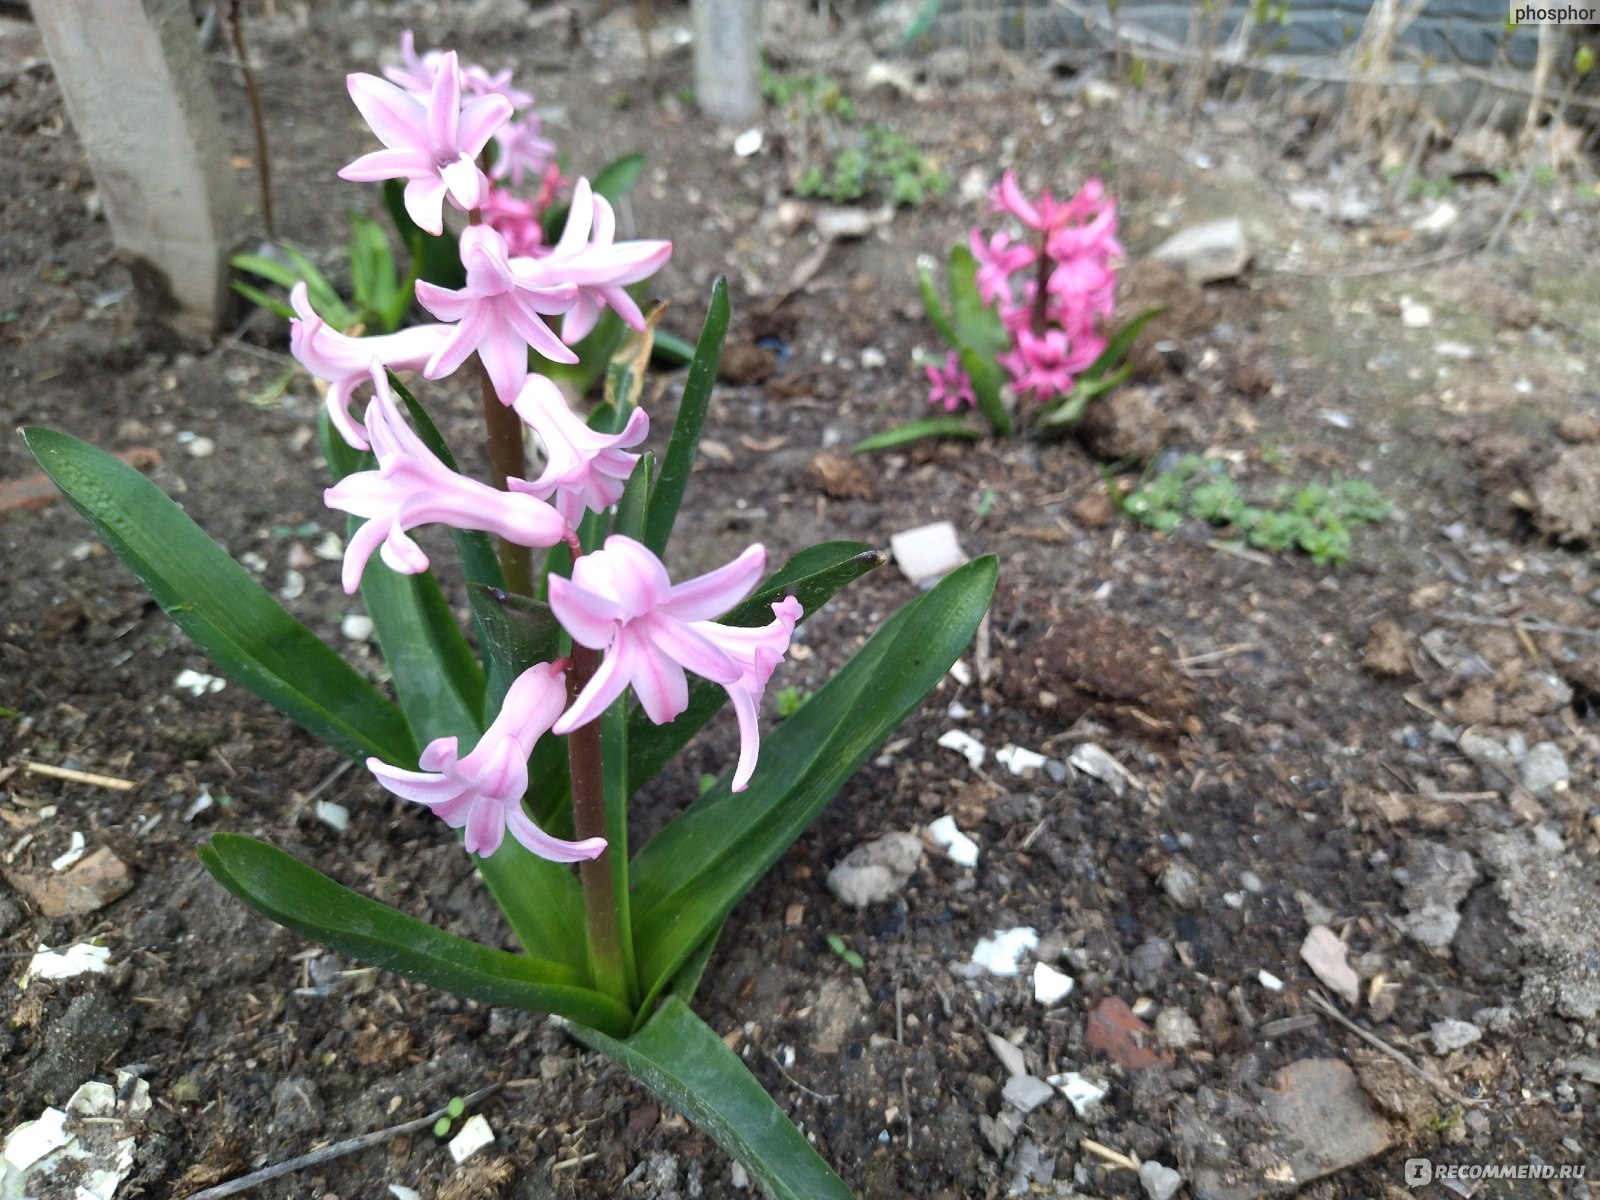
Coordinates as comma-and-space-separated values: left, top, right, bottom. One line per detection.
510, 376, 651, 526
925, 351, 976, 413
325, 367, 567, 593
550, 537, 760, 720
415, 224, 578, 405
286, 283, 448, 450
522, 178, 673, 345
492, 113, 557, 189
368, 661, 606, 861
339, 51, 511, 236
692, 596, 804, 790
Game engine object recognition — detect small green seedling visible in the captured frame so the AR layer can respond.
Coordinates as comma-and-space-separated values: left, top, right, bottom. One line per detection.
433, 1095, 468, 1138
774, 685, 810, 718
826, 934, 865, 971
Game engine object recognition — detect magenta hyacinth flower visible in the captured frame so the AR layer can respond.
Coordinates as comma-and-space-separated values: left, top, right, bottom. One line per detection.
549, 536, 767, 733
339, 51, 511, 236
286, 283, 448, 450
325, 366, 567, 593
415, 223, 578, 405
521, 178, 673, 345
999, 327, 1105, 402
510, 376, 651, 526
925, 351, 977, 413
368, 661, 606, 861
691, 596, 804, 790
969, 228, 1034, 308
479, 188, 545, 258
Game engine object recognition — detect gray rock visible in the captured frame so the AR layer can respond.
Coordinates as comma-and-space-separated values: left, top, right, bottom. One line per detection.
1140, 1160, 1185, 1200
1150, 219, 1252, 284
270, 1076, 324, 1136
1394, 841, 1479, 950
1156, 1007, 1202, 1049
1459, 731, 1515, 788
1131, 937, 1176, 990
1519, 741, 1570, 798
1429, 1018, 1483, 1054
1161, 861, 1202, 910
826, 832, 924, 908
1002, 1073, 1057, 1114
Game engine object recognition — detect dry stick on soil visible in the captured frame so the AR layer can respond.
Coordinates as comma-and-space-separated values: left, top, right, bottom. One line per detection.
183, 1084, 502, 1199
20, 761, 136, 791
224, 0, 275, 241
1437, 612, 1600, 639
1303, 991, 1482, 1107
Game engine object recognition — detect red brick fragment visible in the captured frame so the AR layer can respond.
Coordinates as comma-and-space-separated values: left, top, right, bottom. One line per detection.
1084, 995, 1175, 1071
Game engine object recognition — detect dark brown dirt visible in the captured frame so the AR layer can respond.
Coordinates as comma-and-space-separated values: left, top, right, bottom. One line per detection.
3, 3, 1598, 1199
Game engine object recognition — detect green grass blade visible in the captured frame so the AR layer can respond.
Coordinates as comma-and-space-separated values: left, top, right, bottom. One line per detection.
20, 427, 414, 765
643, 276, 729, 556
852, 415, 982, 453
564, 998, 854, 1200
199, 834, 630, 1035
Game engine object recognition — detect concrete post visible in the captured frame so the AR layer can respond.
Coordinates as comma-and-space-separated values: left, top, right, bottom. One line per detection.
34, 0, 244, 337
691, 0, 761, 124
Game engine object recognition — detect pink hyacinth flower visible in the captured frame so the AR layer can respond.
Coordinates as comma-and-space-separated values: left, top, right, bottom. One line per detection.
509, 376, 651, 526
925, 351, 976, 413
479, 189, 545, 258
339, 51, 511, 236
492, 112, 557, 189
999, 327, 1105, 402
325, 365, 567, 593
550, 536, 766, 733
286, 282, 448, 450
521, 177, 672, 345
969, 228, 1035, 308
415, 223, 578, 404
382, 30, 448, 98
368, 661, 605, 861
691, 596, 803, 790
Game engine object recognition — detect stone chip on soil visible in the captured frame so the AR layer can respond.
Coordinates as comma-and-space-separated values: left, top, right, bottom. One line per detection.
4, 847, 133, 918
1299, 924, 1360, 1006
1150, 218, 1252, 284
826, 831, 925, 907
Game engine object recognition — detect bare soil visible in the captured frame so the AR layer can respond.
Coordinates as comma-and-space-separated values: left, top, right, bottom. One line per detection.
2, 3, 1598, 1198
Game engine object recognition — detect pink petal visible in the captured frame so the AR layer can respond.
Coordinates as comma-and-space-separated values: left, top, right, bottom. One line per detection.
507, 295, 579, 363
644, 616, 740, 686
459, 94, 514, 157
725, 685, 761, 791
661, 543, 765, 620
475, 313, 529, 404
402, 175, 450, 236
347, 73, 428, 150
440, 156, 488, 212
338, 147, 429, 184
553, 631, 641, 732
504, 806, 608, 862
425, 51, 463, 153
547, 574, 625, 649
627, 631, 691, 724
552, 177, 595, 256
414, 280, 473, 323
462, 796, 506, 856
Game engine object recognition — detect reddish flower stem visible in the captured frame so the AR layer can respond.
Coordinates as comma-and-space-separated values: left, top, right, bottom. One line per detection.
565, 644, 630, 1004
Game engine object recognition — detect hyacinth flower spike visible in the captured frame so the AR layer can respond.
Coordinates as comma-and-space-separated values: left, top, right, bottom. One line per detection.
338, 50, 511, 236
368, 661, 606, 861
521, 177, 673, 345
324, 365, 567, 593
286, 283, 449, 450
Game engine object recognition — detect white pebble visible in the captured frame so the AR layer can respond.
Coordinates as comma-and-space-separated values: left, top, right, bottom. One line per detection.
936, 729, 985, 770
1032, 962, 1075, 1005
928, 815, 979, 867
447, 1113, 495, 1163
971, 927, 1038, 976
341, 613, 375, 642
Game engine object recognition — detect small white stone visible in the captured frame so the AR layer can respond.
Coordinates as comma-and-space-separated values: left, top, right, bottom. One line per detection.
1068, 743, 1129, 796
1400, 296, 1432, 327
447, 1113, 495, 1163
890, 521, 967, 588
1258, 969, 1285, 991
928, 815, 979, 867
947, 660, 973, 686
996, 745, 1048, 777
860, 347, 887, 369
175, 668, 226, 697
315, 801, 350, 834
1, 1106, 72, 1171
733, 128, 764, 157
1002, 1074, 1056, 1113
23, 942, 111, 986
313, 532, 345, 561
936, 729, 985, 770
1048, 1071, 1108, 1117
341, 613, 375, 642
388, 1187, 423, 1200
971, 927, 1038, 976
1429, 1018, 1482, 1054
1032, 962, 1075, 1005
185, 435, 215, 458
1140, 1160, 1185, 1200
730, 1162, 751, 1190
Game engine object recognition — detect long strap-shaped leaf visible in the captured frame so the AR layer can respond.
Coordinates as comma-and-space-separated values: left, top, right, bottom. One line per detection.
629, 557, 997, 1002
563, 998, 854, 1200
200, 834, 632, 1036
644, 276, 728, 556
20, 427, 415, 765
